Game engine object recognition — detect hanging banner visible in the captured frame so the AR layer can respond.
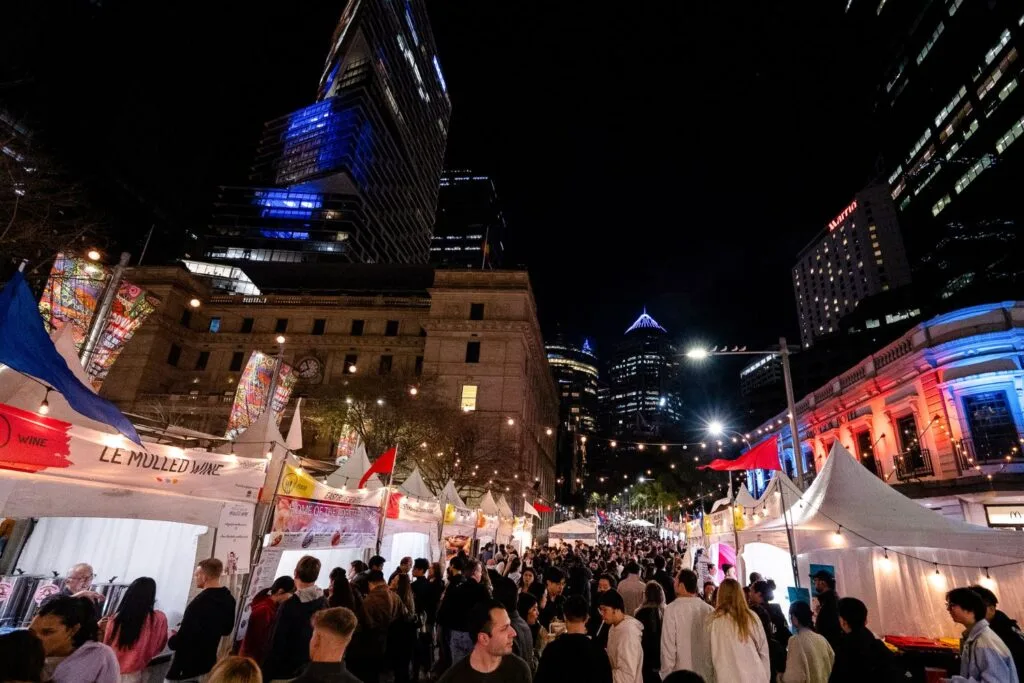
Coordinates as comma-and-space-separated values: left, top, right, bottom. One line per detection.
277, 464, 382, 506
38, 253, 108, 348
733, 505, 746, 531
0, 402, 266, 503
269, 494, 379, 551
226, 352, 296, 439
85, 281, 158, 387
335, 425, 360, 465
215, 502, 256, 575
444, 532, 473, 563
38, 254, 159, 388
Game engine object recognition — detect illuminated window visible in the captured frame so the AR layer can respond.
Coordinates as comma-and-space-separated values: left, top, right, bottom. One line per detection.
978, 49, 1018, 100
932, 194, 952, 216
917, 22, 945, 65
209, 317, 221, 333
985, 29, 1012, 65
934, 85, 966, 127
460, 385, 478, 411
954, 155, 994, 194
948, 0, 963, 16
996, 115, 1024, 153
906, 128, 931, 162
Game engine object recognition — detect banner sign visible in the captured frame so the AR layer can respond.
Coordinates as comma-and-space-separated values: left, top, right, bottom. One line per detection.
38, 253, 159, 389
277, 464, 382, 506
226, 352, 296, 439
335, 425, 360, 465
444, 532, 473, 563
0, 402, 266, 503
85, 281, 158, 385
269, 494, 379, 551
38, 253, 107, 349
215, 502, 255, 574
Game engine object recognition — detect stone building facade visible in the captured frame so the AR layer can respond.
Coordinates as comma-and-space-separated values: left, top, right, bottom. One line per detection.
101, 266, 559, 504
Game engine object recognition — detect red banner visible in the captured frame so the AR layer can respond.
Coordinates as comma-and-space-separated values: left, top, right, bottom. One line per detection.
699, 435, 782, 471
0, 403, 72, 473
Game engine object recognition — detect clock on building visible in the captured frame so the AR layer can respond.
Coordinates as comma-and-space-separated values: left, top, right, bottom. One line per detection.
296, 357, 323, 381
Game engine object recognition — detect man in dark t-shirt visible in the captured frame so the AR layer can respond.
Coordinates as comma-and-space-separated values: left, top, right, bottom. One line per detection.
436, 599, 531, 683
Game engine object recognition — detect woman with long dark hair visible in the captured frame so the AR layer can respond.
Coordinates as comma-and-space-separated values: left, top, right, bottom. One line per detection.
238, 576, 295, 667
31, 596, 119, 683
328, 568, 357, 609
388, 573, 417, 683
102, 577, 167, 683
634, 582, 665, 683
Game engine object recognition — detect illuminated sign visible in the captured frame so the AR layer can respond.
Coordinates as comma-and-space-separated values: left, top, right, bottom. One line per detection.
827, 200, 858, 231
985, 505, 1024, 527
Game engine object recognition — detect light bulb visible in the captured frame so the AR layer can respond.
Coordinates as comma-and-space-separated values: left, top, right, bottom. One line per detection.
189, 298, 201, 308
38, 396, 50, 415
86, 249, 101, 261
265, 450, 273, 459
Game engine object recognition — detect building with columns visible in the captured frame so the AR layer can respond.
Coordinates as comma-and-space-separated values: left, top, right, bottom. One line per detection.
746, 301, 1024, 528
100, 265, 558, 505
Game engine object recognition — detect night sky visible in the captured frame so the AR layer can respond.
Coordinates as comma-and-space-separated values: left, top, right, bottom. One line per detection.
5, 1, 882, 371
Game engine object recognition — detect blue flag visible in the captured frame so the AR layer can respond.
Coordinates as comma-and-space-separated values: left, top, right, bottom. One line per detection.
0, 271, 142, 444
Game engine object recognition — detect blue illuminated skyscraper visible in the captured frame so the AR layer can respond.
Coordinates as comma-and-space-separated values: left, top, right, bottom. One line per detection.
203, 0, 450, 266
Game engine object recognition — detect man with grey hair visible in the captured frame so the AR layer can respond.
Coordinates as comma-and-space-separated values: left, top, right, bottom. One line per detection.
42, 563, 104, 617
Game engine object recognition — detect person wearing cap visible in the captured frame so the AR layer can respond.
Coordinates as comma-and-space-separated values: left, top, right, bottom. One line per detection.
810, 570, 841, 650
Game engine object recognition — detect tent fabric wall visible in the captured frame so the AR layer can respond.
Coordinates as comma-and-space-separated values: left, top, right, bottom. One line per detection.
17, 517, 207, 625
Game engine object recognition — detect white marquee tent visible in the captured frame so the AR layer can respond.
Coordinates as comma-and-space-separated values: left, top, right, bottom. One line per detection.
548, 518, 598, 546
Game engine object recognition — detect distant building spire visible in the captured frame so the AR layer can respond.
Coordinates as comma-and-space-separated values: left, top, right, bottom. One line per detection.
625, 308, 667, 334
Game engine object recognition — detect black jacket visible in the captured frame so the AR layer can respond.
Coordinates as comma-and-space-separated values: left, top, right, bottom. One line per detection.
535, 633, 612, 683
829, 627, 902, 683
635, 606, 663, 672
262, 587, 328, 680
166, 586, 236, 680
538, 593, 566, 629
989, 610, 1024, 675
815, 589, 843, 650
292, 660, 364, 683
437, 578, 490, 632
411, 576, 440, 623
653, 570, 676, 604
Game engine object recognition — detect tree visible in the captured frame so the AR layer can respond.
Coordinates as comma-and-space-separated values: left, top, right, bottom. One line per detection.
1, 114, 103, 275
306, 373, 537, 503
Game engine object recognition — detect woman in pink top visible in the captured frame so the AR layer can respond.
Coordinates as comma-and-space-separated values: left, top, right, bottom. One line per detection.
103, 577, 169, 682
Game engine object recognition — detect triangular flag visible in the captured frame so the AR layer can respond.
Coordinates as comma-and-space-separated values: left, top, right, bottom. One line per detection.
285, 398, 303, 450
699, 435, 782, 471
359, 446, 397, 489
532, 500, 552, 513
524, 500, 541, 518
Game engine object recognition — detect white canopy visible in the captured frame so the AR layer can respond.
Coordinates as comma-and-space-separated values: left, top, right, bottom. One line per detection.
497, 494, 514, 518
399, 465, 436, 500
479, 491, 500, 516
752, 443, 1024, 559
440, 480, 467, 509
325, 441, 381, 490
753, 471, 804, 519
627, 519, 654, 527
736, 485, 757, 508
548, 518, 598, 545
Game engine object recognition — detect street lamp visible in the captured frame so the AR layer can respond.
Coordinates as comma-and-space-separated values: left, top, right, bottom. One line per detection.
707, 420, 725, 437
685, 337, 806, 489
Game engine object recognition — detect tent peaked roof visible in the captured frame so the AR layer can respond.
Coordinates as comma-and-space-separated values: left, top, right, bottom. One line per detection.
761, 443, 1024, 558
735, 486, 757, 508
496, 494, 514, 518
440, 480, 467, 509
325, 440, 381, 490
399, 465, 435, 499
479, 491, 500, 515
214, 403, 285, 459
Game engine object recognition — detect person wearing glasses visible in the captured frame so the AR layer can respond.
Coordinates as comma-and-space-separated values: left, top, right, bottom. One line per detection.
43, 563, 105, 620
945, 587, 1019, 683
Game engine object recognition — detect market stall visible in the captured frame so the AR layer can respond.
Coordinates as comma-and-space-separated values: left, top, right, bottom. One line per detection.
475, 491, 500, 547
495, 495, 515, 547
547, 518, 598, 546
741, 444, 1024, 638
439, 480, 477, 562
380, 466, 441, 564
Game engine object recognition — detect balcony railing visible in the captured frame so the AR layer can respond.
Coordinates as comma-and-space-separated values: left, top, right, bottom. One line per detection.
894, 448, 934, 481
956, 436, 1024, 470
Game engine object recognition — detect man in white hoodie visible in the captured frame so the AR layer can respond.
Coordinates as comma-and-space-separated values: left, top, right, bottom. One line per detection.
599, 589, 644, 683
660, 569, 713, 682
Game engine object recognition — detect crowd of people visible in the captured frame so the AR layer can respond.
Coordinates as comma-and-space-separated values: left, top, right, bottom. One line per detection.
2, 527, 1023, 683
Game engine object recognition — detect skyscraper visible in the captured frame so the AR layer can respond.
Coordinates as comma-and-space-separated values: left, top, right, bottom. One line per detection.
431, 170, 506, 268
546, 336, 599, 434
792, 183, 911, 347
852, 0, 1024, 302
603, 309, 683, 437
202, 0, 450, 267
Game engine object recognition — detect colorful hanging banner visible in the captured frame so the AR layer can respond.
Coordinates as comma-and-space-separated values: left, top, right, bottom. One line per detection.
269, 494, 380, 551
37, 253, 159, 389
335, 425, 360, 465
226, 351, 296, 439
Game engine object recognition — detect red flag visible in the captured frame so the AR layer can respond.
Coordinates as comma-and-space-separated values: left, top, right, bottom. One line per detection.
358, 446, 397, 488
532, 500, 552, 513
386, 492, 404, 519
698, 435, 781, 471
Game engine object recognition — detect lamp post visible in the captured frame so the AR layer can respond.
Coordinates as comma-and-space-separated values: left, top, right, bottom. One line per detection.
686, 337, 806, 490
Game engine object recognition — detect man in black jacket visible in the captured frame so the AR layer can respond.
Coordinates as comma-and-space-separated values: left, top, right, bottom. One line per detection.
972, 584, 1024, 675
538, 566, 566, 629
166, 558, 236, 682
811, 569, 842, 650
292, 607, 363, 683
262, 555, 328, 680
536, 596, 612, 683
830, 597, 902, 683
653, 555, 676, 605
437, 559, 490, 664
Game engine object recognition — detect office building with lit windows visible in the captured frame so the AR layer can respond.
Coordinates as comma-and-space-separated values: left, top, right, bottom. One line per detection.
856, 0, 1024, 302
603, 310, 684, 437
432, 170, 506, 268
793, 184, 911, 347
546, 336, 599, 434
202, 0, 450, 267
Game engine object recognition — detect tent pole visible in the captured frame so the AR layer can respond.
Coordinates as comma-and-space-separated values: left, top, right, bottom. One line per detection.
777, 476, 801, 589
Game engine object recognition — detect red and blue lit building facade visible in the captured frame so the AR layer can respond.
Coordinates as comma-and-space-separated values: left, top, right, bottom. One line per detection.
746, 301, 1024, 528
203, 0, 450, 267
